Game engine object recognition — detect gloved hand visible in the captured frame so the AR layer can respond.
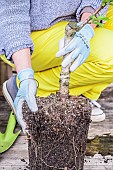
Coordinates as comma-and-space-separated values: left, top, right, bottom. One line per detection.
56, 24, 94, 72
14, 68, 38, 134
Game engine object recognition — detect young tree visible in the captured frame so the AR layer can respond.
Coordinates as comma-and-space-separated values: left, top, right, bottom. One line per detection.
23, 1, 113, 169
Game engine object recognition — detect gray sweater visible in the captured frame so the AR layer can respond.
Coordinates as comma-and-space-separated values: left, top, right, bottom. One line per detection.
0, 0, 107, 60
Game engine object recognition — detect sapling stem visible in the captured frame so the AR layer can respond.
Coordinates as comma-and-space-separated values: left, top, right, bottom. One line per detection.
59, 23, 81, 102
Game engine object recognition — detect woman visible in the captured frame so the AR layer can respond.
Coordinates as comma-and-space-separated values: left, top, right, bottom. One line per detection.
0, 0, 113, 134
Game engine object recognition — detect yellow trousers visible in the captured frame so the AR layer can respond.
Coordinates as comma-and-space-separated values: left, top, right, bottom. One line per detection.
1, 6, 113, 100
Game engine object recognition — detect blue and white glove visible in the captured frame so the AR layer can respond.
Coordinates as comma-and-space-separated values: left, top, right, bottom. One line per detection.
14, 68, 38, 133
56, 24, 94, 72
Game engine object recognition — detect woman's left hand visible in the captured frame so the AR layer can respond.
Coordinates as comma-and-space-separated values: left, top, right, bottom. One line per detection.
56, 24, 94, 72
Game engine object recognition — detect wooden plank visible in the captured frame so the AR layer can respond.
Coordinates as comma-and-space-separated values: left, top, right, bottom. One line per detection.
0, 136, 29, 169
1, 135, 113, 170
88, 86, 113, 139
0, 136, 28, 161
0, 96, 12, 132
84, 155, 113, 170
0, 86, 3, 97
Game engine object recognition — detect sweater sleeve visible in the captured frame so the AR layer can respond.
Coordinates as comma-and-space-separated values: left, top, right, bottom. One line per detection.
76, 0, 108, 22
0, 1, 33, 60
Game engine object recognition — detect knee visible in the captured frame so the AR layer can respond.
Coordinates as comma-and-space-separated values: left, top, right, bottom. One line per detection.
88, 27, 113, 63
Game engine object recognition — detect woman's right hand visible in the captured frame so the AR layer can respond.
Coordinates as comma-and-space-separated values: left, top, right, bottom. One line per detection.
14, 68, 38, 134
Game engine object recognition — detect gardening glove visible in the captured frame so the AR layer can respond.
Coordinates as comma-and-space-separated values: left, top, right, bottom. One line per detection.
0, 112, 21, 153
56, 24, 94, 72
14, 68, 38, 134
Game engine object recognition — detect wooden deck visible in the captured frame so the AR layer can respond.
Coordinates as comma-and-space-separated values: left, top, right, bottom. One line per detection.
0, 84, 113, 170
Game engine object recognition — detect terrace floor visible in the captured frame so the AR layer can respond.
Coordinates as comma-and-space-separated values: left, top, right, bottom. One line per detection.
0, 84, 113, 170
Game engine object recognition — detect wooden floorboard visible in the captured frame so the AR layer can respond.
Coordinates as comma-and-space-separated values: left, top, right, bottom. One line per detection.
1, 136, 113, 170
0, 86, 3, 97
0, 85, 113, 169
0, 136, 29, 170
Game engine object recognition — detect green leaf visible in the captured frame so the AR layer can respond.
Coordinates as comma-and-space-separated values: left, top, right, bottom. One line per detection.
102, 0, 113, 6
102, 2, 106, 6
90, 15, 96, 20
110, 2, 113, 5
93, 21, 104, 27
102, 0, 108, 3
96, 15, 109, 20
